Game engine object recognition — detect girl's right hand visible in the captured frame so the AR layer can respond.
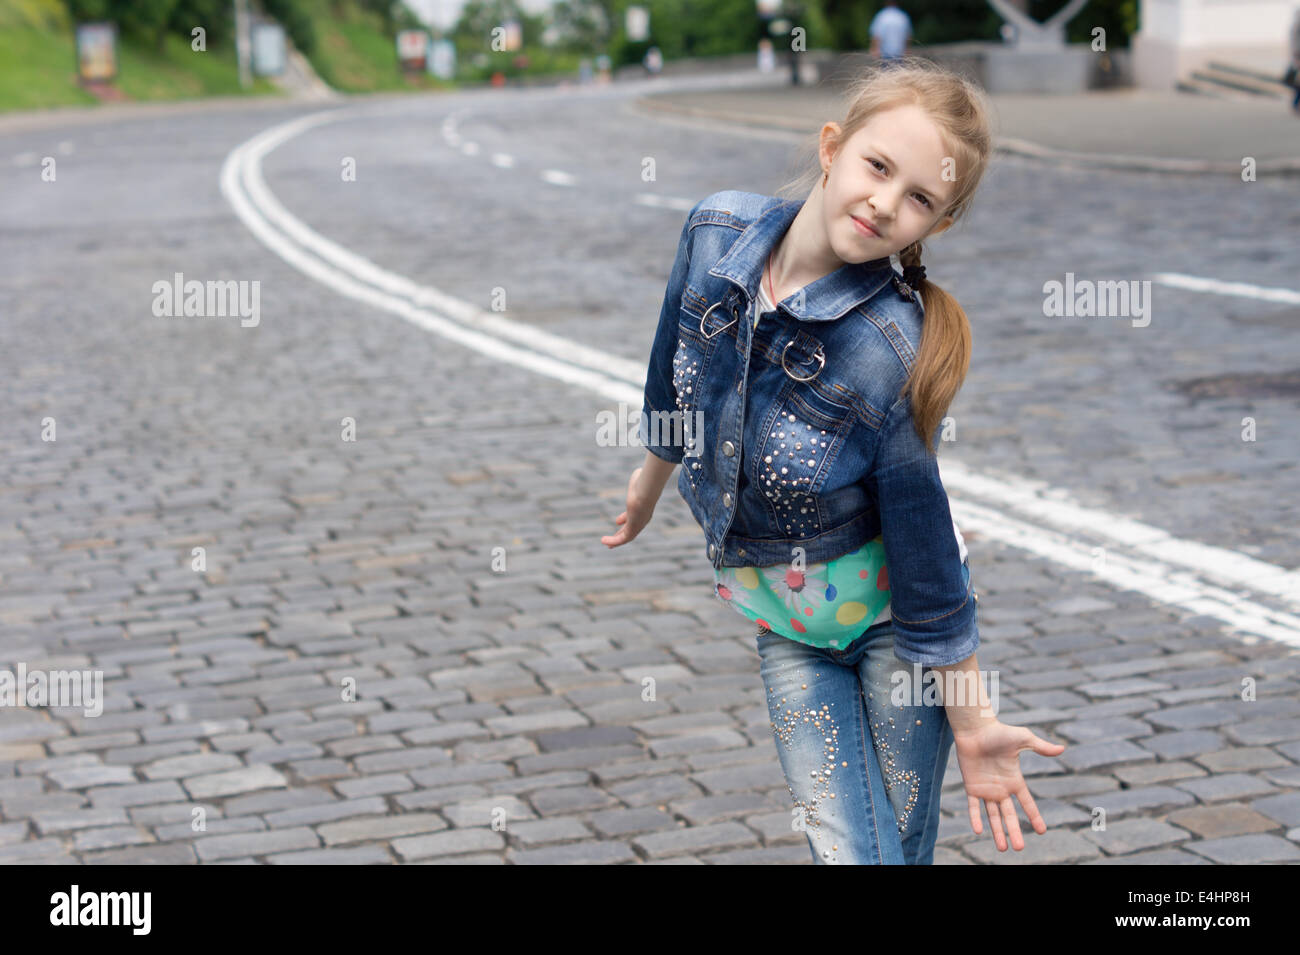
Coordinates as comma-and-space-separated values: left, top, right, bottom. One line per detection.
601, 467, 655, 549
951, 720, 1066, 852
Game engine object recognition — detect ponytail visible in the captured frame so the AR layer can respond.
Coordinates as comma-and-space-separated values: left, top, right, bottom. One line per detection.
897, 239, 972, 454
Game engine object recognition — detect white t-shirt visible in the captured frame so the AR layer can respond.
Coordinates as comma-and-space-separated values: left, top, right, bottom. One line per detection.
755, 276, 777, 326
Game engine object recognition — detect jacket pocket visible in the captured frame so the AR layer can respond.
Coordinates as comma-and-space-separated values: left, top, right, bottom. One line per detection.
754, 381, 853, 538
675, 286, 737, 399
678, 284, 738, 348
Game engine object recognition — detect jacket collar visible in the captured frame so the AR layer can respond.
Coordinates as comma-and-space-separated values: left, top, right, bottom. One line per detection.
707, 197, 895, 322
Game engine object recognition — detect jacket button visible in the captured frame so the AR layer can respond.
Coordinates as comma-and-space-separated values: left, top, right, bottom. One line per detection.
738, 548, 746, 557
708, 543, 716, 559
721, 441, 735, 457
723, 493, 732, 508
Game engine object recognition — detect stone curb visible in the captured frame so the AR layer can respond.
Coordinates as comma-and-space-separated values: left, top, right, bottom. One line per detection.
633, 93, 1300, 178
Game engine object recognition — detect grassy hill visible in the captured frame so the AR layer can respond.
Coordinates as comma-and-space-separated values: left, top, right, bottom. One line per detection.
296, 1, 582, 93
0, 0, 279, 111
301, 0, 451, 94
0, 0, 597, 113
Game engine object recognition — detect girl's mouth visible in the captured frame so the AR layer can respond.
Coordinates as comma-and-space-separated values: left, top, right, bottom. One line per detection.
851, 215, 880, 239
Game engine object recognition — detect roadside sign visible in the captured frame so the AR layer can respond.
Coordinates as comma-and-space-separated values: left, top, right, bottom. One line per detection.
397, 29, 430, 71
251, 22, 286, 76
428, 38, 456, 79
626, 6, 649, 43
76, 22, 117, 83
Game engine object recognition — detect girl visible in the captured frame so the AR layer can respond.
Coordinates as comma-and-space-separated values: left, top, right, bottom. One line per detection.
604, 58, 1065, 864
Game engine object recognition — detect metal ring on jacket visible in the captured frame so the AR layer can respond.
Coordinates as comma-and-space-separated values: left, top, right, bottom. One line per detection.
700, 301, 738, 339
781, 340, 825, 382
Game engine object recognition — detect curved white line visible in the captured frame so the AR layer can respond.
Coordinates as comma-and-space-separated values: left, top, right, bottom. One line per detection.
219, 111, 644, 408
220, 105, 1300, 646
227, 108, 647, 384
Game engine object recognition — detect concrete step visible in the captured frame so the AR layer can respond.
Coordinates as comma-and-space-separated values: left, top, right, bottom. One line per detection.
1182, 60, 1292, 101
1173, 76, 1256, 100
1206, 58, 1294, 88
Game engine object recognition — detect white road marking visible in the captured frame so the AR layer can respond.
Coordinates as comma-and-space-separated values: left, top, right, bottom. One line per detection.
540, 169, 577, 186
220, 109, 1300, 645
228, 111, 645, 382
940, 459, 1300, 610
634, 193, 697, 211
1151, 272, 1300, 305
951, 497, 1300, 647
220, 110, 647, 411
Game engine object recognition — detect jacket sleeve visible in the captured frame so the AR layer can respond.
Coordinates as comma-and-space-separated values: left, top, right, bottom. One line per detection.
866, 393, 979, 667
637, 200, 701, 464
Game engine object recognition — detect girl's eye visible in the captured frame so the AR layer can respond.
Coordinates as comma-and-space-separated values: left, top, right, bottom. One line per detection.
867, 157, 932, 208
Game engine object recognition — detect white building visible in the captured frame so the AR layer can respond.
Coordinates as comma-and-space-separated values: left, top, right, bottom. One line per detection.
1133, 0, 1300, 89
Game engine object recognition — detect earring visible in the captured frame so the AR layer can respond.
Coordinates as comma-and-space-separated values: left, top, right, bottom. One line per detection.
822, 170, 828, 188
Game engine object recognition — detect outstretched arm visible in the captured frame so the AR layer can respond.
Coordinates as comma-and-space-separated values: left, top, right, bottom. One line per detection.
932, 651, 1067, 852
602, 451, 677, 549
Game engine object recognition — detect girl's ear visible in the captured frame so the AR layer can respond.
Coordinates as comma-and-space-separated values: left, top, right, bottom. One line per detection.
818, 121, 844, 170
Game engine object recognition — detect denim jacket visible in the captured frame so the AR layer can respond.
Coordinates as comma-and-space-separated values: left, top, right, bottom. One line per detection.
638, 190, 978, 667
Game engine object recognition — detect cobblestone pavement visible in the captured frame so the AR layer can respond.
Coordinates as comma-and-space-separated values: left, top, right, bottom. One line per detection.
1, 75, 1298, 864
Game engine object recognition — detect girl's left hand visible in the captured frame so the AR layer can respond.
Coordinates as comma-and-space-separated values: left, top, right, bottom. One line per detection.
951, 720, 1066, 851
601, 467, 656, 549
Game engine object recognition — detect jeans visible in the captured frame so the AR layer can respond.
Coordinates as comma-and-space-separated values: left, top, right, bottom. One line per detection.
755, 564, 970, 864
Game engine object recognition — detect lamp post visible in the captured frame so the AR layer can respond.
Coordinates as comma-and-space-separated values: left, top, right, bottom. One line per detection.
233, 0, 251, 88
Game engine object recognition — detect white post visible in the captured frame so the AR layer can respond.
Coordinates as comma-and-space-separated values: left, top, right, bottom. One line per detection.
235, 0, 252, 88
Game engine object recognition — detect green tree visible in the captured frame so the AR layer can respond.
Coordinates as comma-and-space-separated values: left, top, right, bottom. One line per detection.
600, 0, 766, 67
355, 0, 426, 35
817, 0, 1134, 52
454, 0, 542, 48
168, 0, 234, 48
1027, 0, 1136, 48
261, 0, 317, 54
64, 0, 319, 55
64, 0, 179, 51
550, 0, 612, 53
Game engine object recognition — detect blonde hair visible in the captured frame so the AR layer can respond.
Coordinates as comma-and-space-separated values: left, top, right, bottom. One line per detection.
776, 56, 994, 452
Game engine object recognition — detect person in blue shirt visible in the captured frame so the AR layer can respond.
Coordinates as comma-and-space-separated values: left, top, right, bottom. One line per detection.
1290, 5, 1300, 114
869, 1, 913, 63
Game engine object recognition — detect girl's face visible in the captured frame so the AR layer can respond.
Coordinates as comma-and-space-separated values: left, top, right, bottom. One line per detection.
819, 104, 956, 262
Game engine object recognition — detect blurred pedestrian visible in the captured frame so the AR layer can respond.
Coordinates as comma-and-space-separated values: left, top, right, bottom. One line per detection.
643, 45, 663, 77
869, 1, 912, 65
1288, 4, 1300, 115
